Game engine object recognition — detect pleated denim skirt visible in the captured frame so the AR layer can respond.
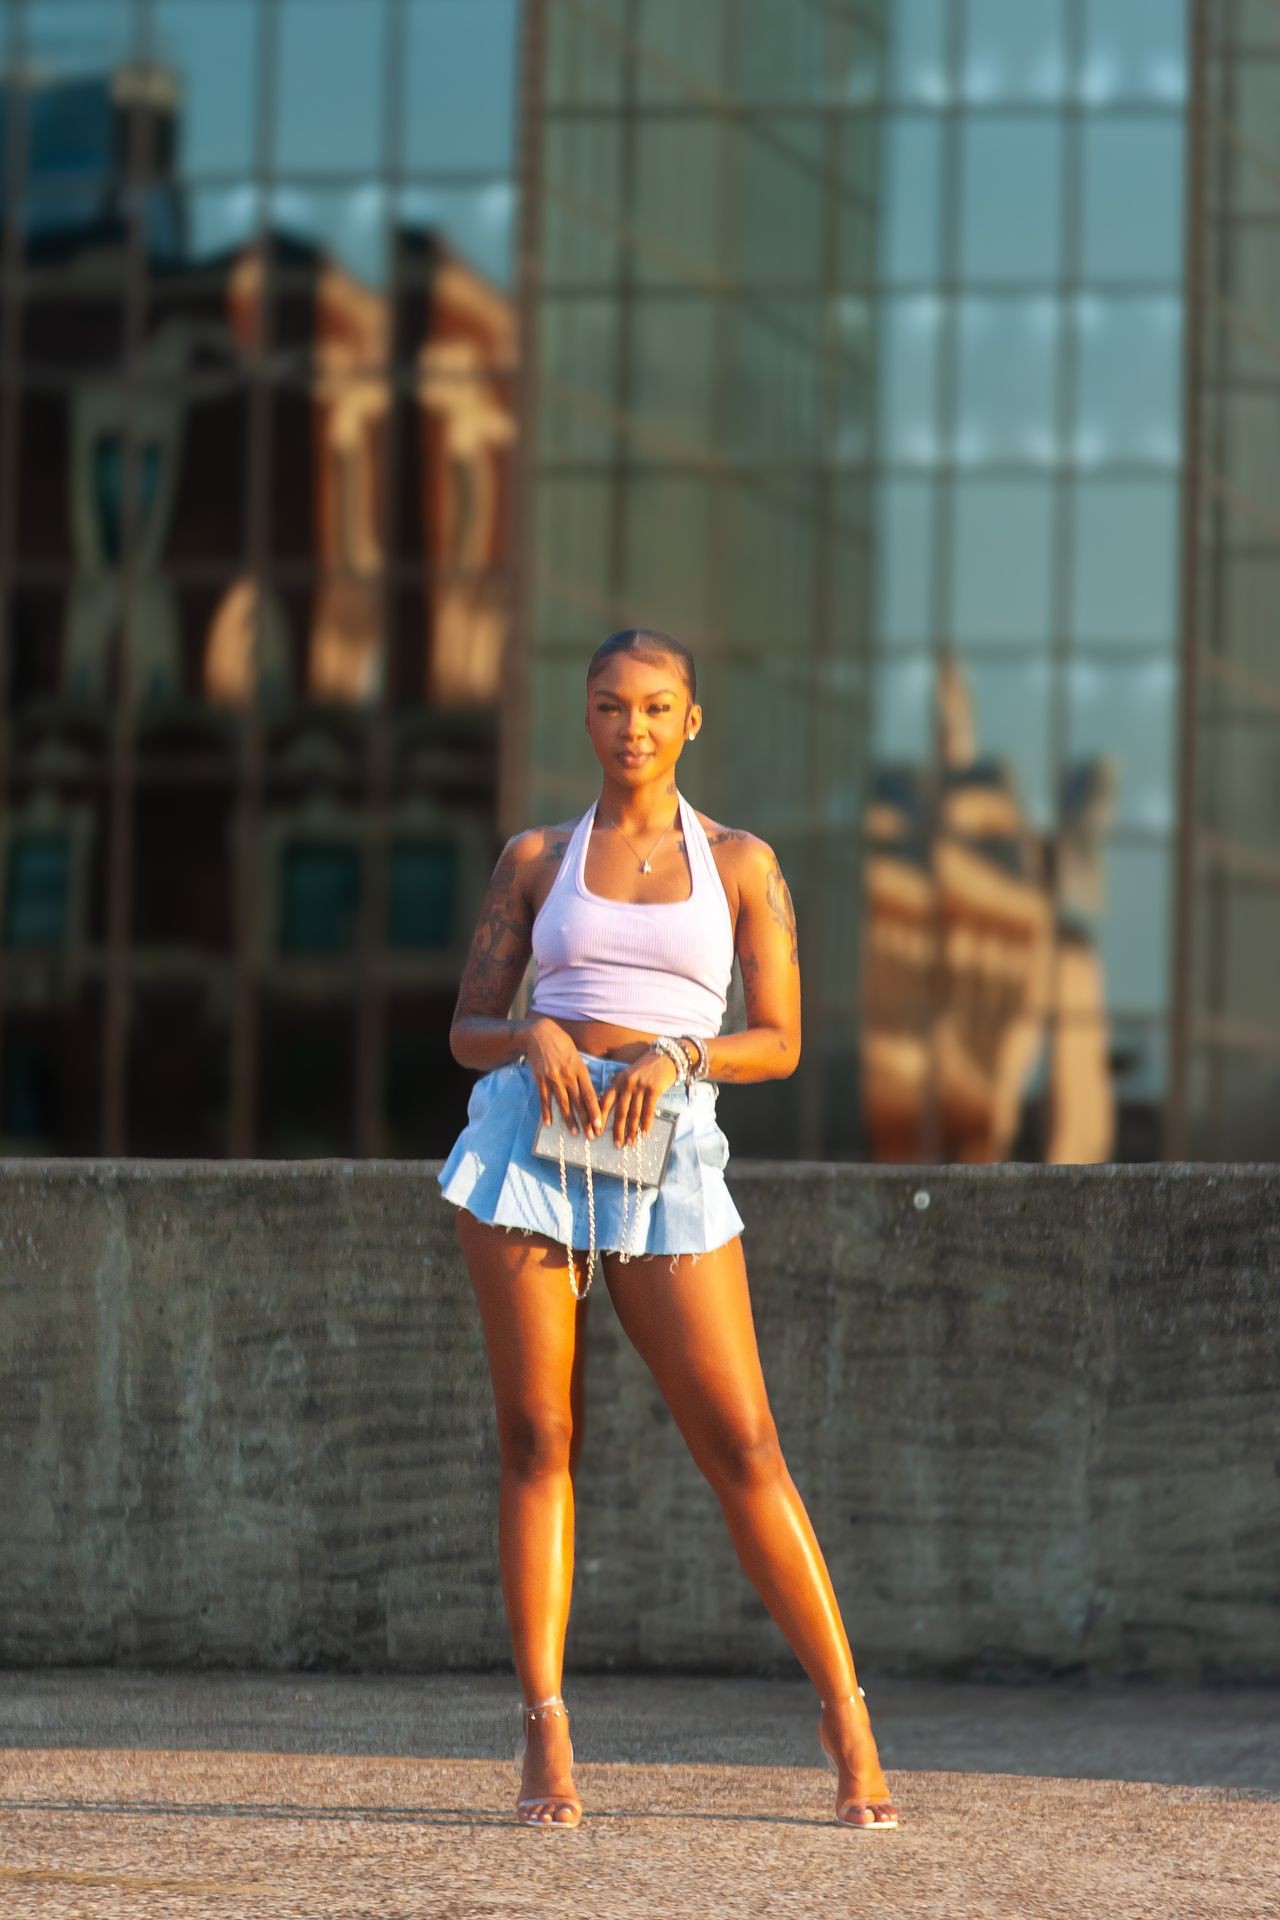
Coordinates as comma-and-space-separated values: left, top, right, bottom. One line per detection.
437, 1051, 745, 1258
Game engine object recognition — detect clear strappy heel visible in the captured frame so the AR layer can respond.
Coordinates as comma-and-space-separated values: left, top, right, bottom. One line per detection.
514, 1694, 582, 1829
817, 1686, 900, 1830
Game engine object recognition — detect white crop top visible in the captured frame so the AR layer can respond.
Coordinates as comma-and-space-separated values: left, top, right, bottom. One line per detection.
528, 792, 734, 1036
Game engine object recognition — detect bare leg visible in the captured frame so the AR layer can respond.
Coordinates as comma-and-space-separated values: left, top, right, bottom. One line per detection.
604, 1235, 897, 1823
455, 1210, 588, 1824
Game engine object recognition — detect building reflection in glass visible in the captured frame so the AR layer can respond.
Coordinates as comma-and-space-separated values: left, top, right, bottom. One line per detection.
861, 657, 1116, 1163
0, 37, 516, 1159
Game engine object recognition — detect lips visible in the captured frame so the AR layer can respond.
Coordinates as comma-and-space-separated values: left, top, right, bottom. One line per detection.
617, 752, 651, 764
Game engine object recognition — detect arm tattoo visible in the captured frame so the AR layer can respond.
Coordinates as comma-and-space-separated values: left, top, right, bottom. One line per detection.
705, 828, 749, 847
766, 857, 799, 965
453, 843, 531, 1019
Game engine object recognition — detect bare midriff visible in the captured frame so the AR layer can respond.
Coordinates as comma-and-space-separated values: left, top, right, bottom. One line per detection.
534, 1014, 662, 1065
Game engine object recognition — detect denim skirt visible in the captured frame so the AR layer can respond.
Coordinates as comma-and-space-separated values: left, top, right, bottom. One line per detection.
437, 1051, 745, 1258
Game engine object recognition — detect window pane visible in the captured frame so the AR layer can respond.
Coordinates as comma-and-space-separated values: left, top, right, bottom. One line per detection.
633, 122, 726, 289
276, 0, 388, 177
1081, 0, 1188, 103
404, 0, 518, 174
1071, 481, 1178, 644
880, 118, 943, 285
1, 1030, 61, 1140
633, 296, 717, 452
4, 836, 70, 948
389, 842, 458, 950
280, 844, 361, 955
1073, 298, 1182, 467
1213, 715, 1280, 857
1189, 1045, 1280, 1161
260, 1003, 355, 1155
1222, 878, 1280, 1031
1109, 1016, 1166, 1110
25, 2, 136, 72
398, 180, 515, 287
961, 120, 1063, 284
1228, 60, 1280, 218
952, 480, 1055, 646
1097, 843, 1169, 1013
735, 128, 825, 289
1236, 0, 1280, 46
637, 0, 729, 103
621, 477, 716, 636
877, 297, 941, 462
1067, 656, 1177, 831
875, 480, 936, 646
270, 182, 390, 286
1219, 554, 1280, 686
885, 0, 949, 105
154, 2, 262, 176
954, 297, 1060, 465
188, 183, 262, 260
962, 658, 1053, 825
735, 0, 831, 104
872, 655, 934, 765
963, 0, 1067, 103
1082, 122, 1184, 283
539, 296, 618, 462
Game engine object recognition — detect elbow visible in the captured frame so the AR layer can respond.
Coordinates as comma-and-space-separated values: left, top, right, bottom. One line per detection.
775, 1032, 801, 1080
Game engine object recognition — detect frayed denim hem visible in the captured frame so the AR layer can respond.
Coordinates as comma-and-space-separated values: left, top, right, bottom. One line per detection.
450, 1205, 734, 1271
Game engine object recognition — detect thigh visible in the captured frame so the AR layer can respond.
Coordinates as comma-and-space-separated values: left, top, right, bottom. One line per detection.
602, 1236, 778, 1467
455, 1211, 589, 1442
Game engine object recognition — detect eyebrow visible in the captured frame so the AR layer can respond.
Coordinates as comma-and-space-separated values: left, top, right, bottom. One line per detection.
593, 688, 680, 698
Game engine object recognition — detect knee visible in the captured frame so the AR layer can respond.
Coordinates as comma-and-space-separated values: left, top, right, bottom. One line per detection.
701, 1419, 787, 1492
498, 1405, 574, 1481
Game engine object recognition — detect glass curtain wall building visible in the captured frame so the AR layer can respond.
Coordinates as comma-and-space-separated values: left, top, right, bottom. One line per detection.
1172, 0, 1280, 1158
2, 0, 1278, 1162
0, 0, 520, 1157
519, 0, 885, 1156
864, 0, 1189, 1163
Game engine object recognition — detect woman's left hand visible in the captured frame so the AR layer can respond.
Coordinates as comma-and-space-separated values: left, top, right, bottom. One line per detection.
597, 1048, 680, 1146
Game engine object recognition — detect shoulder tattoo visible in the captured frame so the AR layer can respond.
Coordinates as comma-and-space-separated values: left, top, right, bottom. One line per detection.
453, 841, 529, 1016
765, 856, 798, 966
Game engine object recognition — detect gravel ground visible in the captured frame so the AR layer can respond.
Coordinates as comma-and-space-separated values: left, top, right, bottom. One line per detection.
1, 1671, 1276, 1919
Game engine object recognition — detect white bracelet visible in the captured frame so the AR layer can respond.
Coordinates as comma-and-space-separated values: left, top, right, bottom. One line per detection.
678, 1034, 710, 1080
651, 1034, 691, 1086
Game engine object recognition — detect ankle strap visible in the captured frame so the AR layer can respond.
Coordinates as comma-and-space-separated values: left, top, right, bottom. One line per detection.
520, 1693, 567, 1719
819, 1686, 866, 1707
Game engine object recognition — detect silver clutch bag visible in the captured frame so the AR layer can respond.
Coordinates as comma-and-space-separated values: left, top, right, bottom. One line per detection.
531, 1109, 677, 1188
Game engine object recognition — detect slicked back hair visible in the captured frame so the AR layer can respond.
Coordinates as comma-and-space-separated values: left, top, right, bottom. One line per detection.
587, 627, 697, 704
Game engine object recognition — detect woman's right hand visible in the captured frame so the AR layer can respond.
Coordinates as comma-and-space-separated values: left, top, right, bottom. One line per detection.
518, 1019, 603, 1137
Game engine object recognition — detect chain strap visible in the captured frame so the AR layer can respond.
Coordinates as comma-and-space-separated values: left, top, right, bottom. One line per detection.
553, 1043, 704, 1296
556, 1112, 643, 1298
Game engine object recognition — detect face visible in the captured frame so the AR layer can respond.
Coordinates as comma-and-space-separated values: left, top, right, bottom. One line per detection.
585, 651, 702, 785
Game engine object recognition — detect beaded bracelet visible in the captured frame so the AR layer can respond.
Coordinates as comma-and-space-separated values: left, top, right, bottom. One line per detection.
678, 1033, 710, 1080
651, 1033, 692, 1086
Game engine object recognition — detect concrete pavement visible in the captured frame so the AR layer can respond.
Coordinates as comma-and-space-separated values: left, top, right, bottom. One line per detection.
1, 1671, 1277, 1917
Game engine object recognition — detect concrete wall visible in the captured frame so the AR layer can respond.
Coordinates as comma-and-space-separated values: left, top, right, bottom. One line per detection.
1, 1162, 1276, 1681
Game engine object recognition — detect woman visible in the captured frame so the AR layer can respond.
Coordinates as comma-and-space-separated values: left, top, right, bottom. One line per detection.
438, 627, 899, 1833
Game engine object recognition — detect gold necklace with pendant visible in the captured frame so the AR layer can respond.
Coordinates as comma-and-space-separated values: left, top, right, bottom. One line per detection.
597, 801, 679, 873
